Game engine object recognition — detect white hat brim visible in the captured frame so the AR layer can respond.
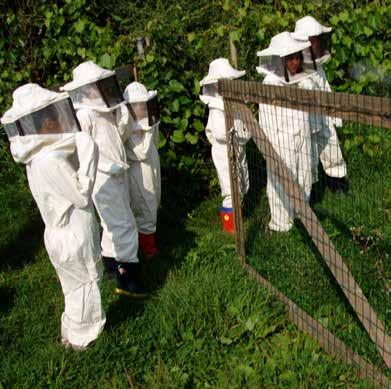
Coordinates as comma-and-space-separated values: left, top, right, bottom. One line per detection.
200, 70, 246, 86
1, 93, 70, 124
124, 90, 157, 103
257, 40, 311, 58
60, 71, 115, 92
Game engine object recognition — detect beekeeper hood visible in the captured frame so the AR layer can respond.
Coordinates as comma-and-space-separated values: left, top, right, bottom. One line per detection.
61, 61, 124, 112
256, 31, 317, 84
1, 83, 80, 164
199, 58, 246, 109
291, 16, 332, 64
123, 82, 159, 130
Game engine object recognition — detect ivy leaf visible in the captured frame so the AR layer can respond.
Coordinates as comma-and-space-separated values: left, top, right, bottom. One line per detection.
171, 130, 185, 143
157, 132, 167, 149
171, 99, 180, 113
192, 79, 200, 95
99, 53, 115, 69
330, 15, 339, 25
339, 11, 349, 22
77, 47, 86, 58
168, 79, 185, 93
230, 29, 241, 42
193, 120, 204, 133
146, 53, 155, 63
74, 19, 86, 33
185, 132, 198, 145
216, 25, 225, 37
294, 4, 302, 12
363, 26, 373, 37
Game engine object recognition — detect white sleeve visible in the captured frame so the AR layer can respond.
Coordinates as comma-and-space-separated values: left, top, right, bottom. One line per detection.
75, 132, 99, 198
43, 159, 89, 209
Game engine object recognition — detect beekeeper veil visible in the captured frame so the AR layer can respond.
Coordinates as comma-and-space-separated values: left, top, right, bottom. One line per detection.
256, 31, 317, 84
291, 16, 332, 65
61, 61, 124, 113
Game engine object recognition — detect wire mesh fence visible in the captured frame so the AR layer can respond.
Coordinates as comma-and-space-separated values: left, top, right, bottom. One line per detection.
219, 78, 390, 387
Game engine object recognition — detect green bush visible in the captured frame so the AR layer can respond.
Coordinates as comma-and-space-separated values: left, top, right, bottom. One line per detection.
1, 0, 390, 204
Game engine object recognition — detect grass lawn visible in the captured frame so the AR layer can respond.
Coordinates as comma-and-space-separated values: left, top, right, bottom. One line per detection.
0, 161, 377, 387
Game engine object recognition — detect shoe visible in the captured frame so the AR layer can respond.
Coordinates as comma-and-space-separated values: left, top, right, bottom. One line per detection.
139, 233, 159, 259
220, 207, 235, 234
103, 257, 117, 279
326, 176, 348, 193
115, 262, 148, 298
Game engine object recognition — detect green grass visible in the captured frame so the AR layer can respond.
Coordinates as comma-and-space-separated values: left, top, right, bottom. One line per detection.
0, 167, 375, 387
244, 136, 390, 375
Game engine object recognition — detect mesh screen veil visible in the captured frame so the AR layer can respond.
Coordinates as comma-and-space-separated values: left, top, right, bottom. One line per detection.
4, 98, 80, 138
128, 96, 160, 126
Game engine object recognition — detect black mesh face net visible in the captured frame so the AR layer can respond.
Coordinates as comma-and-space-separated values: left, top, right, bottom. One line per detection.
5, 98, 81, 137
96, 75, 124, 108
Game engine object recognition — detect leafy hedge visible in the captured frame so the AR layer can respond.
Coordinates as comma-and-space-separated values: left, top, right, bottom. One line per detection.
1, 0, 390, 195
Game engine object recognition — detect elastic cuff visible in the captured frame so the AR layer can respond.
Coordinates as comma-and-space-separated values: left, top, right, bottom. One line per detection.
220, 207, 233, 213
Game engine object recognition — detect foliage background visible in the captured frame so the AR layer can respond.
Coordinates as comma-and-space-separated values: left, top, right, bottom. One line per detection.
0, 1, 390, 385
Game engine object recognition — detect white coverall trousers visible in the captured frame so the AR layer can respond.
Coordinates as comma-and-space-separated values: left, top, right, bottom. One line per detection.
206, 106, 250, 209
126, 124, 161, 234
260, 102, 313, 232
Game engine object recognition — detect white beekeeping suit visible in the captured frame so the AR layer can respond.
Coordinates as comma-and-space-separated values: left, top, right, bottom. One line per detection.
257, 32, 318, 232
61, 61, 146, 297
199, 58, 251, 234
123, 82, 161, 259
1, 83, 105, 349
292, 16, 347, 190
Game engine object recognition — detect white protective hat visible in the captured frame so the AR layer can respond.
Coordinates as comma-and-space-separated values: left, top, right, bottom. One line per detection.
291, 16, 332, 41
257, 31, 311, 58
61, 61, 115, 91
2, 84, 69, 124
123, 82, 157, 103
60, 61, 124, 112
256, 31, 316, 84
1, 83, 80, 140
200, 58, 246, 86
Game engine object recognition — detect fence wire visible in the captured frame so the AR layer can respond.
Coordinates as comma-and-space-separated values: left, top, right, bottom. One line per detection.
219, 78, 391, 387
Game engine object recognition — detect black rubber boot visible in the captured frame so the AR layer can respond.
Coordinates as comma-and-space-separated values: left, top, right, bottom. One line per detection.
115, 262, 148, 298
103, 257, 117, 279
326, 176, 348, 193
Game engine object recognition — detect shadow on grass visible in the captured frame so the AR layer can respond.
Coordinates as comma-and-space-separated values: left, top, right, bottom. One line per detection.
0, 214, 44, 272
0, 285, 16, 315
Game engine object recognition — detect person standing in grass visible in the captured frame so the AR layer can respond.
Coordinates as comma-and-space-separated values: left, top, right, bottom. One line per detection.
257, 32, 319, 232
199, 58, 251, 234
1, 84, 105, 350
123, 82, 161, 260
292, 16, 348, 192
61, 61, 147, 298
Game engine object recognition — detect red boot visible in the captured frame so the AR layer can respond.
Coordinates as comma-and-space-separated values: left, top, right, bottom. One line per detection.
220, 207, 235, 234
139, 232, 159, 259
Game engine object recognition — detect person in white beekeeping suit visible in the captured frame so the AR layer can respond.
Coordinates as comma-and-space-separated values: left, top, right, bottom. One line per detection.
61, 61, 146, 297
257, 32, 319, 232
199, 58, 251, 234
292, 16, 348, 192
123, 82, 161, 259
1, 84, 105, 350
